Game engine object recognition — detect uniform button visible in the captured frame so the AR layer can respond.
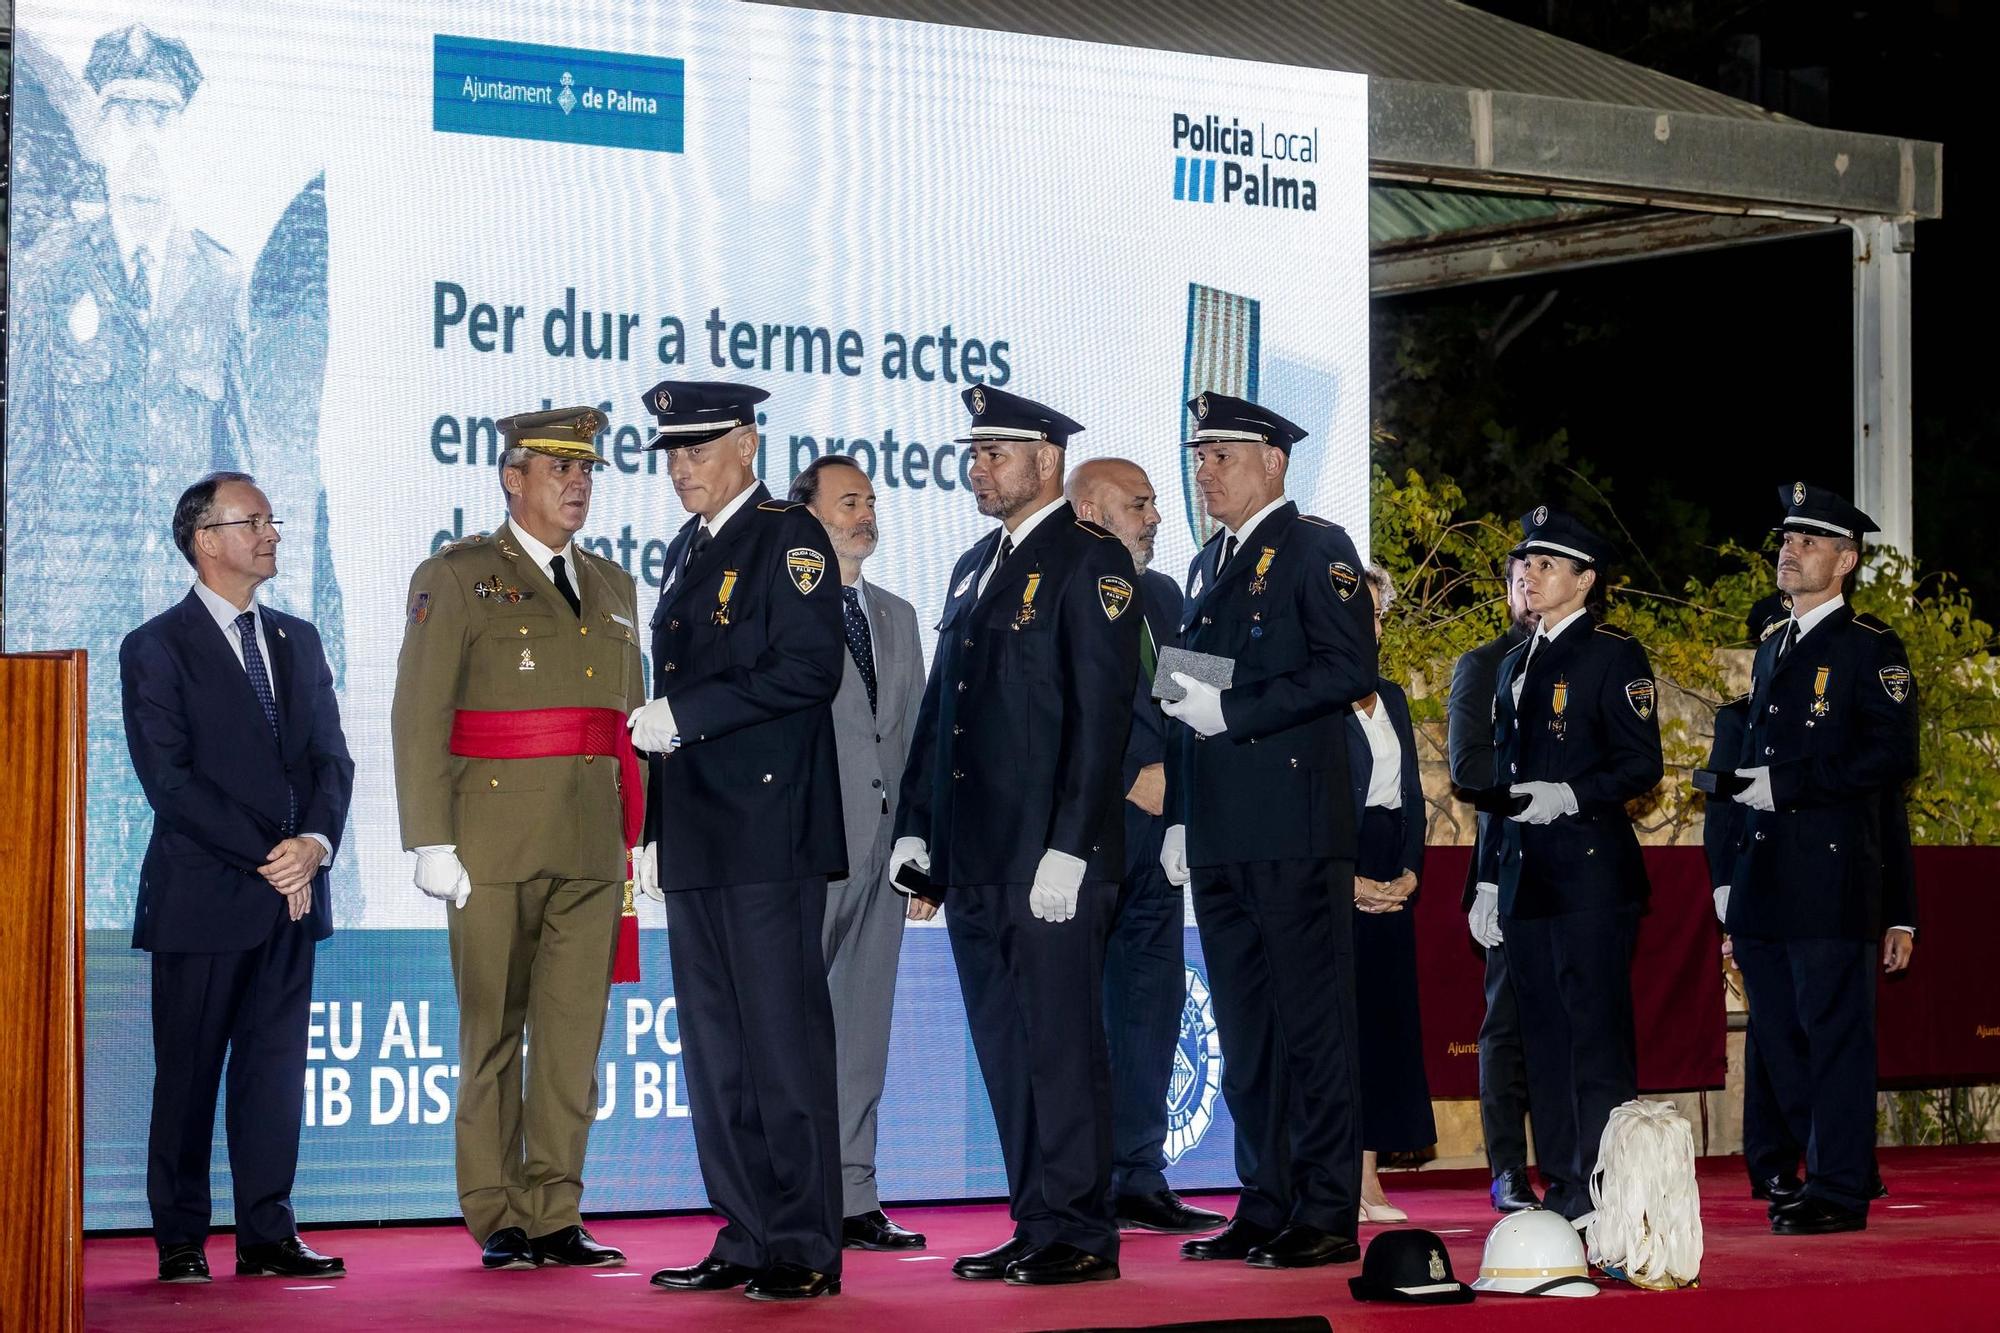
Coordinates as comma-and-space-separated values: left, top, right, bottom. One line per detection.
665, 662, 677, 672
952, 769, 965, 780
956, 682, 967, 693
1829, 843, 1839, 852
874, 734, 882, 743
952, 725, 964, 735
1510, 762, 1518, 775
1755, 831, 1766, 841
1764, 745, 1775, 756
585, 667, 595, 678
1769, 704, 1779, 714
871, 779, 882, 789
762, 773, 773, 783
1201, 616, 1213, 626
670, 619, 680, 630
489, 778, 499, 788
1289, 757, 1298, 768
580, 626, 589, 635
963, 638, 974, 648
519, 626, 529, 635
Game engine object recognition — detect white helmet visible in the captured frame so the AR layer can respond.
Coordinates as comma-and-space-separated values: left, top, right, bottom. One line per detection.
1471, 1209, 1598, 1297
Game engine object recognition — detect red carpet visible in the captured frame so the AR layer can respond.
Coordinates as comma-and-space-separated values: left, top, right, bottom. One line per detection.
85, 1146, 2000, 1332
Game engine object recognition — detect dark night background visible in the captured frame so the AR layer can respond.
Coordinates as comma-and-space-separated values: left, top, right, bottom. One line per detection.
1376, 1, 1990, 610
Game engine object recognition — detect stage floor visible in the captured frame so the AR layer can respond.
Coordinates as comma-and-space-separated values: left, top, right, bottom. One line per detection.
84, 1146, 2000, 1332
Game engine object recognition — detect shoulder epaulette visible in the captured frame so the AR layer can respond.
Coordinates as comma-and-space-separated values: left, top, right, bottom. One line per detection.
1297, 514, 1334, 528
1854, 612, 1892, 635
758, 499, 802, 513
1593, 622, 1633, 640
1075, 519, 1115, 539
439, 532, 490, 555
1759, 619, 1787, 642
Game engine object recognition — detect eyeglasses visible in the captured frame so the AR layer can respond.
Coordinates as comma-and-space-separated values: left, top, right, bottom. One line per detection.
200, 516, 285, 534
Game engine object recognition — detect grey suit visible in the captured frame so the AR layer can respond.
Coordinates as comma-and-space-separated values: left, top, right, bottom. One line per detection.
821, 577, 923, 1215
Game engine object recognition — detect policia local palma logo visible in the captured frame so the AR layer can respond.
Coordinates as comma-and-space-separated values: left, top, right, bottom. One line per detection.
1172, 113, 1321, 210
1164, 965, 1224, 1164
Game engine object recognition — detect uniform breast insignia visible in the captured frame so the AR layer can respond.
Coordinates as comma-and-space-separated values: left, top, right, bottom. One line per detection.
519, 646, 537, 672
409, 592, 430, 626
1015, 573, 1042, 629
1329, 561, 1359, 601
1625, 678, 1655, 720
953, 569, 975, 599
1550, 678, 1569, 740
786, 547, 826, 594
1812, 666, 1833, 716
1097, 575, 1134, 620
474, 575, 526, 603
1247, 547, 1276, 596
1879, 664, 1912, 703
713, 570, 739, 626
1190, 571, 1205, 600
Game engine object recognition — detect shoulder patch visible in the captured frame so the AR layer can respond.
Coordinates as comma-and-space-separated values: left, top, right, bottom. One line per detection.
1297, 514, 1333, 528
758, 499, 803, 513
1854, 613, 1893, 635
1074, 519, 1115, 539
1594, 622, 1633, 640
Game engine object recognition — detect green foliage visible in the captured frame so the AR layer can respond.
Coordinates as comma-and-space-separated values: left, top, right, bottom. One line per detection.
1370, 465, 2000, 844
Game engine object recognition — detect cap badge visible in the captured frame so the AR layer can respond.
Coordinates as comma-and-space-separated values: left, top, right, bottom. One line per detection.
1195, 393, 1210, 420
1793, 480, 1806, 505
970, 386, 987, 416
653, 387, 673, 414
1532, 504, 1549, 526
1428, 1249, 1447, 1281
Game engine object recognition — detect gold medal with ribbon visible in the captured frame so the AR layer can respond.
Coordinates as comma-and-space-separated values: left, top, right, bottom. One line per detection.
1811, 665, 1830, 716
1549, 677, 1569, 739
1247, 546, 1277, 596
1015, 572, 1042, 628
713, 570, 738, 625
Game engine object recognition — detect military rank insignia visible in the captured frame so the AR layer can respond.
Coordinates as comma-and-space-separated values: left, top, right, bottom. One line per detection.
519, 647, 537, 672
713, 570, 738, 626
1329, 561, 1359, 601
1879, 663, 1912, 703
1247, 547, 1276, 596
1098, 575, 1133, 621
1549, 678, 1569, 739
1016, 573, 1042, 628
1812, 666, 1833, 715
1625, 678, 1655, 720
408, 592, 429, 626
474, 575, 525, 603
786, 547, 827, 595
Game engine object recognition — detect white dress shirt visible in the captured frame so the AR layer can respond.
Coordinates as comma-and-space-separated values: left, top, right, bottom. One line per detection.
661, 481, 760, 594
1512, 604, 1589, 707
1353, 696, 1404, 810
976, 495, 1067, 597
504, 517, 576, 588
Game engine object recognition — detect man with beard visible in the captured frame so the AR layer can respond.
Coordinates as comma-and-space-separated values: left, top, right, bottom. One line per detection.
892, 387, 1140, 1286
790, 455, 931, 1254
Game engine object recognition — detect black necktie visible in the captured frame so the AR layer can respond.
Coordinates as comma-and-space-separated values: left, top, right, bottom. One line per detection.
1524, 633, 1546, 676
842, 586, 878, 714
236, 611, 295, 835
1776, 618, 1799, 664
1219, 534, 1240, 577
677, 525, 713, 586
131, 248, 154, 324
998, 533, 1015, 567
549, 553, 581, 617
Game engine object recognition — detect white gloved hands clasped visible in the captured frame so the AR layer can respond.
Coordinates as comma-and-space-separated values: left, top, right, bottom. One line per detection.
1161, 673, 1228, 738
1732, 766, 1776, 812
1507, 780, 1578, 825
1028, 848, 1087, 924
1467, 882, 1503, 948
1160, 824, 1191, 887
633, 842, 661, 901
413, 844, 472, 909
626, 698, 679, 754
888, 836, 931, 896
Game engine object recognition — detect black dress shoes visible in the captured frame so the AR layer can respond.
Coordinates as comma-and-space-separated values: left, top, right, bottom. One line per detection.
158, 1244, 210, 1284
482, 1227, 537, 1271
532, 1225, 625, 1267
952, 1235, 1036, 1280
1869, 1167, 1889, 1199
235, 1236, 346, 1279
1180, 1218, 1278, 1261
1003, 1242, 1119, 1286
1772, 1196, 1867, 1235
651, 1255, 761, 1291
1116, 1189, 1228, 1234
1245, 1224, 1360, 1269
1490, 1167, 1541, 1213
843, 1209, 927, 1250
743, 1262, 840, 1300
1751, 1173, 1804, 1204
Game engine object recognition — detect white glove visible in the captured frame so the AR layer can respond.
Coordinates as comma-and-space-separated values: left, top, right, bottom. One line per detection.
1467, 883, 1503, 948
414, 844, 472, 909
1712, 884, 1730, 924
1732, 766, 1776, 812
633, 842, 661, 902
1161, 824, 1191, 887
627, 698, 679, 754
1508, 780, 1578, 825
1161, 673, 1228, 738
888, 836, 931, 897
1028, 848, 1087, 923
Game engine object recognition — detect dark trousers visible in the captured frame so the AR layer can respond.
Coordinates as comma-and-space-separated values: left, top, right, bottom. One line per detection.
667, 877, 842, 1273
1478, 942, 1532, 1175
147, 915, 316, 1250
1742, 1024, 1801, 1184
1104, 857, 1186, 1198
1191, 858, 1360, 1236
1503, 907, 1637, 1220
1732, 935, 1876, 1214
948, 879, 1119, 1258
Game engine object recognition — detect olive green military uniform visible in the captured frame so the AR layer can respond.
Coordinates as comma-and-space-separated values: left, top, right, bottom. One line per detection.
391, 518, 645, 1243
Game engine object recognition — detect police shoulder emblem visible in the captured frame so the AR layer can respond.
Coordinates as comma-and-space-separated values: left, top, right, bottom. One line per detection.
1328, 561, 1359, 601
1879, 663, 1912, 703
970, 385, 987, 415
1098, 575, 1134, 621
1625, 677, 1656, 720
785, 547, 827, 594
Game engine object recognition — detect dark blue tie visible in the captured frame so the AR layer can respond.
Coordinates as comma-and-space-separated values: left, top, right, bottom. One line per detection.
842, 585, 878, 715
236, 611, 296, 835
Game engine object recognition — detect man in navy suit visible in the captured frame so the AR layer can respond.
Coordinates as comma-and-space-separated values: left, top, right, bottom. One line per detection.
1066, 458, 1225, 1237
121, 471, 353, 1284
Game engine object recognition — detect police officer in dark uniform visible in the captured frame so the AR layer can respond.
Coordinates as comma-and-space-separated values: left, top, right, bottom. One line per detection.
1158, 392, 1378, 1269
1447, 557, 1540, 1213
1470, 507, 1662, 1222
1714, 484, 1919, 1236
626, 382, 848, 1300
890, 387, 1140, 1286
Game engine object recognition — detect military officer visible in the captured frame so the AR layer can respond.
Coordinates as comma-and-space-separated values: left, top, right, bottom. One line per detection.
890, 387, 1140, 1286
1468, 507, 1662, 1222
391, 407, 644, 1272
1158, 392, 1379, 1269
1715, 483, 1919, 1236
628, 381, 849, 1301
